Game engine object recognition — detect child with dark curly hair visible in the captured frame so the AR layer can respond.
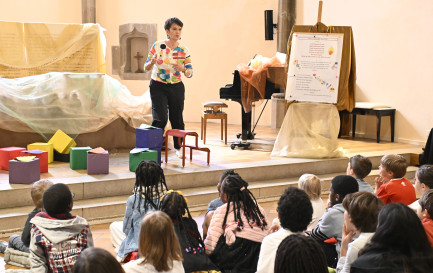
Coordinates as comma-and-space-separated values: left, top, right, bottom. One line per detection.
204, 173, 268, 273
256, 186, 313, 273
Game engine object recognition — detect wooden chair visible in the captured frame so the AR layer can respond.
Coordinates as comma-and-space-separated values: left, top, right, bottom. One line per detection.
201, 101, 228, 144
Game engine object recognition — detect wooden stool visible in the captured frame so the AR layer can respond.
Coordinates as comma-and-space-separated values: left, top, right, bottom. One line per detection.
201, 101, 228, 144
165, 129, 210, 167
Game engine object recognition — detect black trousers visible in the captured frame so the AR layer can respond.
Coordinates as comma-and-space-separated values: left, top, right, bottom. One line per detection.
149, 80, 185, 150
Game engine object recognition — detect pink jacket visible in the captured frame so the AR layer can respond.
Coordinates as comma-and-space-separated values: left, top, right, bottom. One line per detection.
204, 203, 269, 254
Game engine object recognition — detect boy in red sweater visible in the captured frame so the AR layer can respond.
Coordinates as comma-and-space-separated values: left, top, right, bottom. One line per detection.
417, 189, 433, 246
375, 154, 416, 205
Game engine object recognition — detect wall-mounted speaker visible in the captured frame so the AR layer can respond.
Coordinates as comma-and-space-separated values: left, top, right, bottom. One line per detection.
265, 10, 276, 40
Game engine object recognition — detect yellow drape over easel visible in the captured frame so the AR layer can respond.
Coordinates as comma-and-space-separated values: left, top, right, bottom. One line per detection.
284, 22, 356, 112
0, 21, 106, 78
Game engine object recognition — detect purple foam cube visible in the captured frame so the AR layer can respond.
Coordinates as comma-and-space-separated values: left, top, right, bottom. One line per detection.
9, 158, 40, 184
136, 127, 163, 149
87, 151, 109, 174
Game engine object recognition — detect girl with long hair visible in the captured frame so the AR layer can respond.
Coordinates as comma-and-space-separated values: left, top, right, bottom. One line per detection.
351, 203, 433, 273
160, 190, 219, 273
110, 160, 168, 261
204, 174, 269, 273
123, 211, 184, 273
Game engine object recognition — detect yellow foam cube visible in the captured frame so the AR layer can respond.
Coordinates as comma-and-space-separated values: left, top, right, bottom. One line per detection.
48, 129, 77, 154
27, 142, 54, 163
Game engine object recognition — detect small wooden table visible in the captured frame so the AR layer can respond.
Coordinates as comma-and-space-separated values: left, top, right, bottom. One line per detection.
339, 107, 396, 143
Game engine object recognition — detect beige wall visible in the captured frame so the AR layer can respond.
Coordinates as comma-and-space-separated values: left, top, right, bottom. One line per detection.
298, 0, 433, 144
1, 0, 432, 144
96, 0, 279, 127
0, 0, 81, 23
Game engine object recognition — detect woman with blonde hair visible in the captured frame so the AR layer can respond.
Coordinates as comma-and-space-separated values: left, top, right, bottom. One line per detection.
123, 211, 184, 273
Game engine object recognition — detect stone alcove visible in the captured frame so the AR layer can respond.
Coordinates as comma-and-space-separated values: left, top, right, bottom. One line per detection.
112, 23, 156, 80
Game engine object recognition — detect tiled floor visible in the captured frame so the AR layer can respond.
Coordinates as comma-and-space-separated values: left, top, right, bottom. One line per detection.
0, 200, 279, 271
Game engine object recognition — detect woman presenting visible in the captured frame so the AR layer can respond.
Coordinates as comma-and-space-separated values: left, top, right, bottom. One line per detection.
144, 17, 193, 157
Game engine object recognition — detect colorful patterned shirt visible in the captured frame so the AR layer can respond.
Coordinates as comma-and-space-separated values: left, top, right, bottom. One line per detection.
146, 40, 193, 84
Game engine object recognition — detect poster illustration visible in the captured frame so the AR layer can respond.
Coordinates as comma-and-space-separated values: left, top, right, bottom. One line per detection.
286, 33, 343, 103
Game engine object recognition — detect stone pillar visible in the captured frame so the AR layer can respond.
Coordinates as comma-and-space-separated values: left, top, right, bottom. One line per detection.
82, 0, 96, 24
277, 0, 296, 53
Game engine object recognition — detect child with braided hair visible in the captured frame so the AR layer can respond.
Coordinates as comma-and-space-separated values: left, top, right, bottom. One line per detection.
204, 173, 269, 273
160, 190, 220, 273
110, 160, 168, 261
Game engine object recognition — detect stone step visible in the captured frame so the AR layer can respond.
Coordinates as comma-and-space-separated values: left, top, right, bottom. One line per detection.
0, 165, 418, 234
0, 152, 404, 211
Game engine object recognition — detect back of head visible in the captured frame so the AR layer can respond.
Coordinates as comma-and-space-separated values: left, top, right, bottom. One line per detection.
277, 187, 313, 232
366, 203, 431, 255
298, 174, 321, 200
380, 154, 407, 178
139, 211, 182, 271
221, 174, 267, 230
419, 189, 433, 217
159, 190, 189, 222
331, 175, 359, 201
274, 234, 328, 273
349, 155, 372, 179
73, 247, 124, 273
43, 183, 73, 217
31, 179, 54, 209
417, 165, 433, 189
134, 160, 168, 209
342, 192, 383, 232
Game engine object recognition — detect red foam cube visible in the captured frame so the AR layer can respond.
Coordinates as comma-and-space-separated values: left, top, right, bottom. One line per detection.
19, 150, 49, 173
0, 147, 26, 171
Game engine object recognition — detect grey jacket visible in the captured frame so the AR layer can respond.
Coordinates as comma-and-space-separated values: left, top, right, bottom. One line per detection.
30, 214, 93, 273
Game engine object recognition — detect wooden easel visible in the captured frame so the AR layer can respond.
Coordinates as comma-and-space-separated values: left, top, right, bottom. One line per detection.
317, 0, 323, 23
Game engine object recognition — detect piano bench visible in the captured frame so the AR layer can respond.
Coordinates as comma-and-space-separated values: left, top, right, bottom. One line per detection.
201, 101, 228, 145
339, 104, 396, 143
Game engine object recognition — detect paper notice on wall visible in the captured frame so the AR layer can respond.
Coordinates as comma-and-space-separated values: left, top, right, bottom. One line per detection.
286, 33, 343, 103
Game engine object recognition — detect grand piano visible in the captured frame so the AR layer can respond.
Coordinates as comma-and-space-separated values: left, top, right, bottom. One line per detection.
219, 68, 284, 149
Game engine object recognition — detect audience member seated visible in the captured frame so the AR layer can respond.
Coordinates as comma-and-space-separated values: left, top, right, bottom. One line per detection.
270, 174, 325, 233
74, 247, 125, 273
274, 234, 328, 273
375, 154, 416, 205
337, 192, 384, 273
30, 183, 93, 272
351, 203, 433, 273
202, 170, 237, 239
160, 190, 220, 272
122, 211, 185, 273
310, 175, 358, 268
416, 189, 433, 246
7, 180, 53, 254
410, 164, 433, 211
256, 187, 313, 273
346, 155, 374, 193
110, 160, 168, 261
205, 174, 269, 273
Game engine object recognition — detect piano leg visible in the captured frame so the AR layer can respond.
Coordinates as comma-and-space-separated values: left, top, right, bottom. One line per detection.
237, 107, 255, 141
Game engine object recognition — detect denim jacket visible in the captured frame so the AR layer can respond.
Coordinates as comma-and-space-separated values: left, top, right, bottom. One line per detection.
117, 194, 158, 258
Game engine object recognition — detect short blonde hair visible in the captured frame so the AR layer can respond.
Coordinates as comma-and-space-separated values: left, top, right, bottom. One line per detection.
298, 174, 321, 200
381, 154, 407, 178
31, 179, 54, 209
138, 211, 182, 271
